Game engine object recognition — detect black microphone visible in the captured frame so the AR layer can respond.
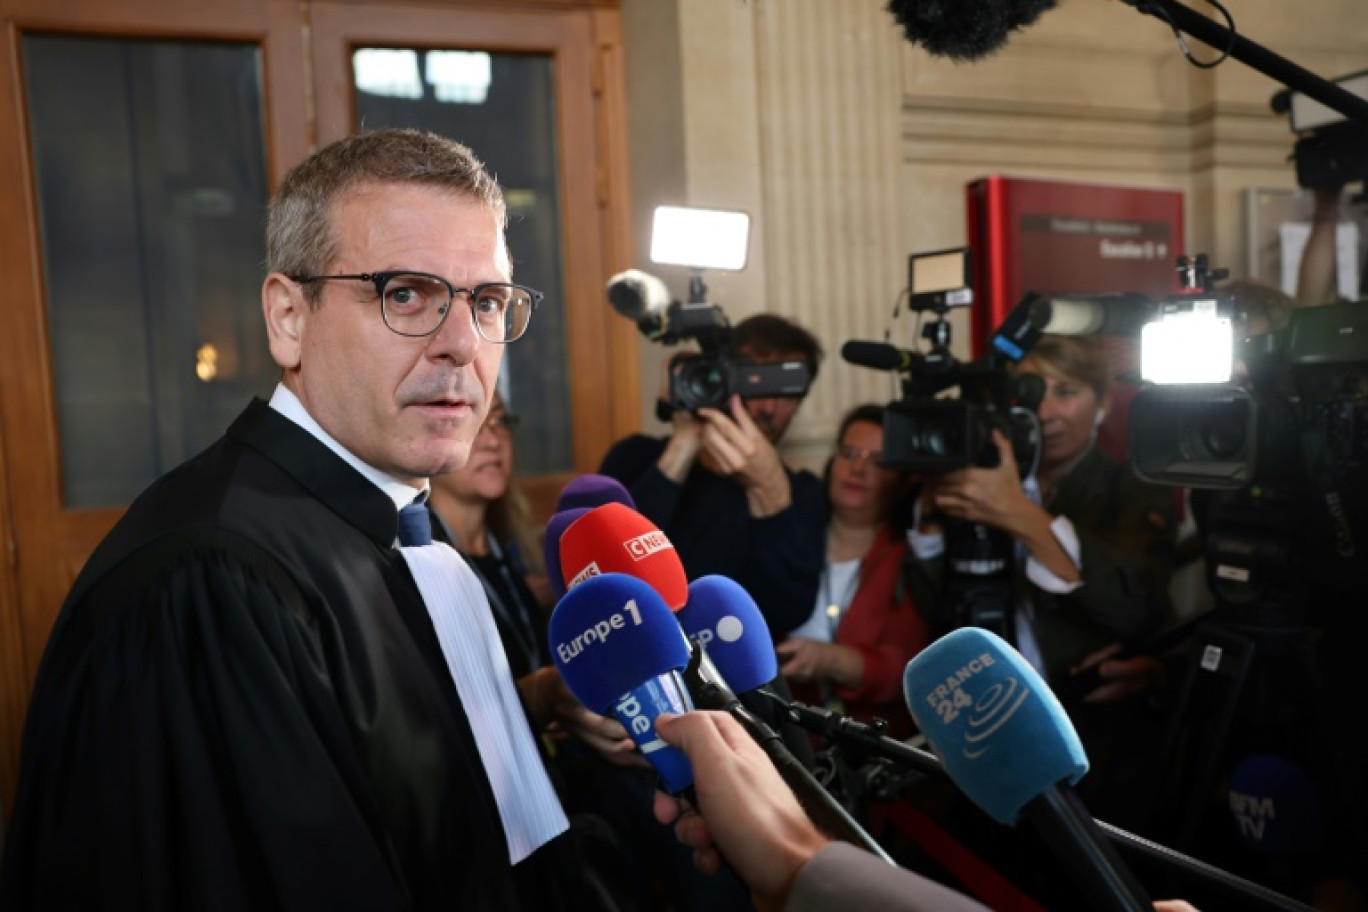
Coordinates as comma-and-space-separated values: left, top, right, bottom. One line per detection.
841, 339, 923, 372
886, 0, 1058, 62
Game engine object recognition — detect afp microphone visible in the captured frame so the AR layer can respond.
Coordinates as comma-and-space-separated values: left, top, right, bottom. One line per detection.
676, 575, 893, 864
903, 627, 1152, 912
549, 572, 695, 794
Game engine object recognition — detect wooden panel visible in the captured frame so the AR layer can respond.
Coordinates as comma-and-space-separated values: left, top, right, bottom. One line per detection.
0, 0, 310, 810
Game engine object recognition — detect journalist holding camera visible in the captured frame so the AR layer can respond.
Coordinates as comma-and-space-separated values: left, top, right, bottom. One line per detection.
598, 313, 827, 641
907, 333, 1178, 823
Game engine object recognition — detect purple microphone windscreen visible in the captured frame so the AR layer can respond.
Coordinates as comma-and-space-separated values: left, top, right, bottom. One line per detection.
902, 627, 1088, 825
549, 572, 694, 792
676, 575, 778, 693
556, 473, 636, 512
543, 507, 590, 602
1228, 753, 1321, 854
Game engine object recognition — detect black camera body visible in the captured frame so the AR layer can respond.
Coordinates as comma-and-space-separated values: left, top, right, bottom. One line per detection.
607, 275, 813, 414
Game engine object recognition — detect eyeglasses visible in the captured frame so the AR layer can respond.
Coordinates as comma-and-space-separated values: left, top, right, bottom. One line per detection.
289, 271, 542, 343
482, 411, 522, 435
836, 445, 882, 466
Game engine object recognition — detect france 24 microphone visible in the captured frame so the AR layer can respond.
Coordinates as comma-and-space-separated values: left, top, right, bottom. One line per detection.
549, 572, 695, 794
555, 473, 636, 513
543, 507, 590, 602
903, 627, 1153, 912
558, 502, 689, 609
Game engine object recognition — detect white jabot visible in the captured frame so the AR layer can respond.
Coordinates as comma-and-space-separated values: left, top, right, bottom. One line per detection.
399, 542, 568, 863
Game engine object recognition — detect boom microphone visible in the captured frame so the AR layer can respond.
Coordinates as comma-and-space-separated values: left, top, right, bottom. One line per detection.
903, 627, 1152, 911
606, 268, 673, 339
885, 0, 1058, 62
549, 573, 695, 794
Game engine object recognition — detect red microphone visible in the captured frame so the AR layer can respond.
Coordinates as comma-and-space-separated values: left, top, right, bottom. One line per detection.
557, 502, 689, 610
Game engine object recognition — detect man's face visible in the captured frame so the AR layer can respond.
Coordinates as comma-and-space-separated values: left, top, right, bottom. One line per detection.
738, 346, 807, 444
269, 182, 509, 485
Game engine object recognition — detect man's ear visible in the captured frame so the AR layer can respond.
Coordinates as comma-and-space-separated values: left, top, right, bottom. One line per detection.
263, 273, 305, 370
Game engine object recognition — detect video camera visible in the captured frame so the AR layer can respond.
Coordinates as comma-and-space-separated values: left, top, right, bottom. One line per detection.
841, 247, 1047, 478
1272, 70, 1368, 190
605, 206, 812, 414
1130, 297, 1368, 612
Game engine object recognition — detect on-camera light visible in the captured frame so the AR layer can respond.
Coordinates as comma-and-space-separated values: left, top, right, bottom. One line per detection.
650, 206, 750, 271
1140, 300, 1233, 385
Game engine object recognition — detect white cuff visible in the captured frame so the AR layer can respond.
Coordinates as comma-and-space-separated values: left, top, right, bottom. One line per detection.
1024, 514, 1083, 594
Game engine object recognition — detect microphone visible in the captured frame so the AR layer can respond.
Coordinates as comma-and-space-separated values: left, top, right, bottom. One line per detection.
549, 572, 695, 794
606, 268, 673, 339
886, 0, 1058, 62
555, 473, 636, 513
1035, 292, 1157, 338
676, 575, 894, 864
903, 627, 1153, 911
840, 339, 922, 372
558, 502, 689, 609
543, 507, 591, 602
1228, 753, 1322, 855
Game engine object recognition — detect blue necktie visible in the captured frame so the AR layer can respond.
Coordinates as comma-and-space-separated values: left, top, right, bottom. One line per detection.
398, 501, 433, 546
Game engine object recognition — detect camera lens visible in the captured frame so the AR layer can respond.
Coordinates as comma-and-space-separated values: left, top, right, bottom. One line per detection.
677, 359, 729, 410
1180, 400, 1249, 461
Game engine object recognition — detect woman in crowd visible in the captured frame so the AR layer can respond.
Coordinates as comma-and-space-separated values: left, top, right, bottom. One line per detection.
777, 403, 929, 740
429, 392, 550, 680
909, 333, 1177, 832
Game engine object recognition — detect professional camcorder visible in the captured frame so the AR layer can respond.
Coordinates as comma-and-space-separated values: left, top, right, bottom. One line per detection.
605, 206, 812, 413
842, 248, 1046, 477
1272, 70, 1368, 190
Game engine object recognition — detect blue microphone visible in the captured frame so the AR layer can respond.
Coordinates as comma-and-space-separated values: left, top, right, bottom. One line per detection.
676, 575, 779, 693
1228, 753, 1322, 855
549, 573, 694, 794
904, 627, 1152, 911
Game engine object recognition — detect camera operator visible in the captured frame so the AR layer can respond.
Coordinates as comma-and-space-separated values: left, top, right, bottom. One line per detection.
599, 313, 826, 640
908, 334, 1178, 827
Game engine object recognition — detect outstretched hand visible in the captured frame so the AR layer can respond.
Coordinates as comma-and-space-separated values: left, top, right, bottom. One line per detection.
652, 711, 828, 911
518, 667, 649, 768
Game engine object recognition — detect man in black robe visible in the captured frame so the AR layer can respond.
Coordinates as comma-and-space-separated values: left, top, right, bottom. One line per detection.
0, 128, 634, 911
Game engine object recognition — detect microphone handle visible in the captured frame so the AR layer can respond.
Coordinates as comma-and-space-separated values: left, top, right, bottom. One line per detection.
693, 679, 895, 864
1023, 786, 1151, 912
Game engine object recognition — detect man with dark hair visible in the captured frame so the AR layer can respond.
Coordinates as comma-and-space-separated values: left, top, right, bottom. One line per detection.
0, 127, 630, 911
600, 312, 826, 638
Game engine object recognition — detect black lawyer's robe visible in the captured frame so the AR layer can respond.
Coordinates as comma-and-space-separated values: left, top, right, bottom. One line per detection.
0, 399, 593, 911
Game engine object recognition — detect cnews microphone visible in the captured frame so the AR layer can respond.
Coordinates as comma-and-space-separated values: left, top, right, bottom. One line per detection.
903, 627, 1152, 912
549, 573, 695, 794
558, 502, 689, 609
555, 473, 636, 513
543, 507, 590, 602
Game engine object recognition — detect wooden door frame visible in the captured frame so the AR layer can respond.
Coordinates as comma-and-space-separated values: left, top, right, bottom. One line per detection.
0, 0, 311, 810
308, 1, 639, 521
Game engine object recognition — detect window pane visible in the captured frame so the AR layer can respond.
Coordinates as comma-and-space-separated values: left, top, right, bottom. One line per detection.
23, 34, 273, 509
353, 47, 573, 476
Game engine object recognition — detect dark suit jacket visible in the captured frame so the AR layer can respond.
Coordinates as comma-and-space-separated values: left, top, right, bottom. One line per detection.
0, 398, 589, 911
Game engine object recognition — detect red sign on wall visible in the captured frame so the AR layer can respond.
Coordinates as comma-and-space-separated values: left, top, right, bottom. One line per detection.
966, 175, 1186, 460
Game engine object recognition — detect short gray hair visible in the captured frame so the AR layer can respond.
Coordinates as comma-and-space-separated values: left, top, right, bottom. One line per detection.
266, 128, 506, 304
